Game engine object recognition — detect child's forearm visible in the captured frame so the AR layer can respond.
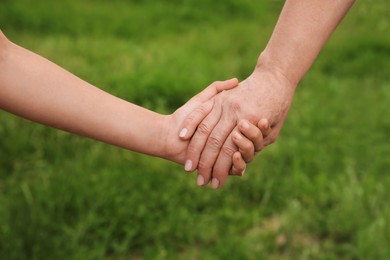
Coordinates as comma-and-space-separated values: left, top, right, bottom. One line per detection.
257, 0, 355, 86
0, 32, 166, 157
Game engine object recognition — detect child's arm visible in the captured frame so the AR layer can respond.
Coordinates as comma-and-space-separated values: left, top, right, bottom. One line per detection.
0, 31, 167, 157
0, 30, 253, 176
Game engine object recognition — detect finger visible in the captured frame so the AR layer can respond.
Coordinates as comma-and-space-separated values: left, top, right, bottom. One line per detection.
189, 78, 238, 104
197, 115, 236, 187
258, 118, 271, 137
263, 124, 281, 146
184, 100, 223, 174
238, 119, 263, 153
232, 130, 255, 163
229, 151, 246, 176
179, 99, 214, 139
209, 134, 237, 189
179, 79, 238, 140
215, 78, 239, 92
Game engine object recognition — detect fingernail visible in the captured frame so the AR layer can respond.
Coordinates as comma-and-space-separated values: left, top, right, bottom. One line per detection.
211, 178, 219, 189
197, 175, 205, 186
185, 160, 192, 171
179, 128, 188, 138
242, 121, 250, 129
240, 169, 246, 176
234, 132, 242, 140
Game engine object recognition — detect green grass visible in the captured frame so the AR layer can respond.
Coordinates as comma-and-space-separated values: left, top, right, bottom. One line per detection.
1, 0, 390, 259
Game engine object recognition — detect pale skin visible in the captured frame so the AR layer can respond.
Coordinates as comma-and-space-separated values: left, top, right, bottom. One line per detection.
180, 0, 356, 188
0, 30, 267, 176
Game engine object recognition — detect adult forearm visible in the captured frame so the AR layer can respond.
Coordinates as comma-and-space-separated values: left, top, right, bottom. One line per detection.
0, 33, 165, 157
258, 0, 355, 85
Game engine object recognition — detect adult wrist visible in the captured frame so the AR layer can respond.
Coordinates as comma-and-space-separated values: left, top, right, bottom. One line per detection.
255, 51, 300, 89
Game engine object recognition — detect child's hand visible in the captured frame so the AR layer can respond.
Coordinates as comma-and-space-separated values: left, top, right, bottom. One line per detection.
229, 119, 271, 177
163, 78, 239, 164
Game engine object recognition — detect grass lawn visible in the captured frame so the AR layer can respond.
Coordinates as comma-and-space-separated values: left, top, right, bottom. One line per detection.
0, 0, 389, 259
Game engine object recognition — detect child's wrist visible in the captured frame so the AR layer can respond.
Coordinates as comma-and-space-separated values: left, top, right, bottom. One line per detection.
256, 50, 300, 88
155, 114, 172, 160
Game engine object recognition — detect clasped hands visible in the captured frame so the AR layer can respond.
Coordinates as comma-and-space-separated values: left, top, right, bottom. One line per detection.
164, 67, 295, 189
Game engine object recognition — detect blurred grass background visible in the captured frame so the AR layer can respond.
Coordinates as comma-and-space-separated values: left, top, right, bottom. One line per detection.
0, 0, 389, 259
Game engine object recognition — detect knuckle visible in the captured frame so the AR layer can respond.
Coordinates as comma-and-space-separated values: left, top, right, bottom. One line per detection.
211, 81, 222, 90
186, 144, 199, 157
198, 122, 211, 136
194, 105, 209, 118
221, 144, 237, 158
184, 110, 206, 127
198, 160, 212, 172
208, 135, 224, 149
184, 115, 196, 126
242, 141, 253, 153
228, 99, 241, 113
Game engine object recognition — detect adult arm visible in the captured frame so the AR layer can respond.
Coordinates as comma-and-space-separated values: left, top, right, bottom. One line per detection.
180, 0, 356, 188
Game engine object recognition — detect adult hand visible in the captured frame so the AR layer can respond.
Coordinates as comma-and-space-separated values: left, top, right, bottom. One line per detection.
179, 67, 297, 188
